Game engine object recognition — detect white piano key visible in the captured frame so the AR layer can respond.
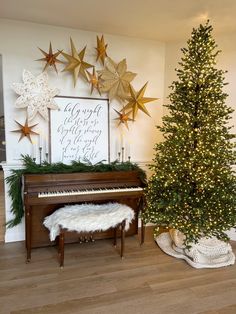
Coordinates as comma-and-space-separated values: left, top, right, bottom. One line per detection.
38, 186, 143, 198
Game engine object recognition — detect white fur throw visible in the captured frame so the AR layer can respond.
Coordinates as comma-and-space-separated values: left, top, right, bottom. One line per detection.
43, 203, 135, 241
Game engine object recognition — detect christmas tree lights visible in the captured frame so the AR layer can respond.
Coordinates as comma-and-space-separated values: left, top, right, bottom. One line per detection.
142, 22, 236, 245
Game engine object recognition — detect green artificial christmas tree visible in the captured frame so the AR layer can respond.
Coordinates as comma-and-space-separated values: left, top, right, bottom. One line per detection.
143, 21, 236, 246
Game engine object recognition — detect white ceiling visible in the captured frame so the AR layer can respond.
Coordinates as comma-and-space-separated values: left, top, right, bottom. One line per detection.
1, 0, 236, 42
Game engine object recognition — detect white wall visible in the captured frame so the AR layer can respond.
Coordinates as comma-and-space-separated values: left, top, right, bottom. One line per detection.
0, 19, 165, 165
164, 32, 236, 240
0, 19, 165, 241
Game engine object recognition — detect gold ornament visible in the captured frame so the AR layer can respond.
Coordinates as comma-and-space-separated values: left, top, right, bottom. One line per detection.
98, 57, 136, 101
61, 38, 93, 86
123, 82, 158, 119
114, 108, 134, 130
36, 42, 63, 73
86, 67, 101, 95
96, 35, 108, 65
11, 119, 39, 143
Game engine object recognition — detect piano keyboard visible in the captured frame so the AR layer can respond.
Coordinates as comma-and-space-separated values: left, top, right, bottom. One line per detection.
38, 186, 144, 198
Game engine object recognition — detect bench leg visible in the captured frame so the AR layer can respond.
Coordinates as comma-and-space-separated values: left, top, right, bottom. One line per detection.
58, 228, 65, 268
113, 227, 117, 247
120, 220, 126, 258
141, 219, 145, 245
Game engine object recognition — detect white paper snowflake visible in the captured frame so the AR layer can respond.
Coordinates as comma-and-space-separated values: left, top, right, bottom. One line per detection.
12, 70, 60, 121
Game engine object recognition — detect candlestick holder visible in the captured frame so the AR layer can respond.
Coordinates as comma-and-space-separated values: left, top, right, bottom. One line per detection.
121, 147, 124, 163
39, 147, 42, 165
118, 152, 121, 163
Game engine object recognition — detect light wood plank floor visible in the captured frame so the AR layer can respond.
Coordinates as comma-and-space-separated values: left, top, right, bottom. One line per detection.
0, 227, 236, 314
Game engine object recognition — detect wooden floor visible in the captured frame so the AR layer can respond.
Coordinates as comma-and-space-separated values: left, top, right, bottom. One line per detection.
0, 227, 236, 314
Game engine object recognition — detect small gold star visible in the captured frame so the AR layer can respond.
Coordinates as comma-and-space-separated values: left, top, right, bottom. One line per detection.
96, 35, 108, 65
11, 119, 39, 143
114, 108, 134, 130
123, 83, 158, 119
37, 42, 63, 73
87, 67, 101, 95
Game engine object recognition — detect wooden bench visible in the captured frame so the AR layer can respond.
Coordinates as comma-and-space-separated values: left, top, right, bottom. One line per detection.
43, 203, 135, 267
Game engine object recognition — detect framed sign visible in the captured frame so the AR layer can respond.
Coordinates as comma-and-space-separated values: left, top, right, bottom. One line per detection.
50, 96, 110, 164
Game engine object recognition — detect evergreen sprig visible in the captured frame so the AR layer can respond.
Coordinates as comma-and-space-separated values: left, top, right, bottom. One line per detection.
6, 155, 146, 227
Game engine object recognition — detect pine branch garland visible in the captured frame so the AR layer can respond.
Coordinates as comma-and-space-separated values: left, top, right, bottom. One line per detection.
6, 155, 146, 227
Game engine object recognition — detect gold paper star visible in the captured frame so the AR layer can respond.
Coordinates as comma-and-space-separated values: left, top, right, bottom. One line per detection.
114, 108, 134, 130
123, 83, 158, 119
96, 35, 108, 65
86, 67, 101, 95
98, 57, 136, 101
61, 38, 93, 86
37, 42, 63, 73
11, 119, 39, 143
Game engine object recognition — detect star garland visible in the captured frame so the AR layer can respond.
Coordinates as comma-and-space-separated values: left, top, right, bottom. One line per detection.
11, 119, 39, 143
114, 108, 134, 130
36, 42, 63, 73
96, 35, 108, 65
12, 70, 59, 121
87, 67, 101, 95
61, 38, 93, 86
123, 82, 158, 119
98, 57, 136, 101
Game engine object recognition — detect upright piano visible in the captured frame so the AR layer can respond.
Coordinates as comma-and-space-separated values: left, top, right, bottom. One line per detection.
23, 170, 146, 260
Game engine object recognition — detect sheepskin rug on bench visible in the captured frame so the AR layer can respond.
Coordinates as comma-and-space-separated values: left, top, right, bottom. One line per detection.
43, 202, 135, 241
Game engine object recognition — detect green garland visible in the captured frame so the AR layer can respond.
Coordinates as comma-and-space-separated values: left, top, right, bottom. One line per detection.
6, 155, 147, 228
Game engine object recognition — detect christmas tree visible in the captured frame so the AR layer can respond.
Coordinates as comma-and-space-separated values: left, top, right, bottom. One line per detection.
143, 21, 236, 245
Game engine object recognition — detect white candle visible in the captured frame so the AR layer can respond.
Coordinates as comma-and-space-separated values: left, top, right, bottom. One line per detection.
120, 127, 124, 149
31, 142, 34, 159
45, 137, 49, 154
32, 140, 37, 160
39, 134, 43, 148
126, 140, 130, 158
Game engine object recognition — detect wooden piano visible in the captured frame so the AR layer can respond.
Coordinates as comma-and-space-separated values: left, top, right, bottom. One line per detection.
23, 170, 146, 261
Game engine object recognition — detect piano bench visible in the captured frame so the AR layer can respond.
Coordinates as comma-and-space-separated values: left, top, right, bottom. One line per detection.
43, 202, 135, 267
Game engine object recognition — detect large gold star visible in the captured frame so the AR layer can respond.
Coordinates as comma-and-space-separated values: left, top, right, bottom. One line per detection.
96, 35, 108, 65
36, 42, 63, 73
114, 108, 134, 130
98, 57, 136, 102
86, 67, 101, 95
123, 83, 158, 119
61, 38, 93, 86
11, 119, 39, 143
